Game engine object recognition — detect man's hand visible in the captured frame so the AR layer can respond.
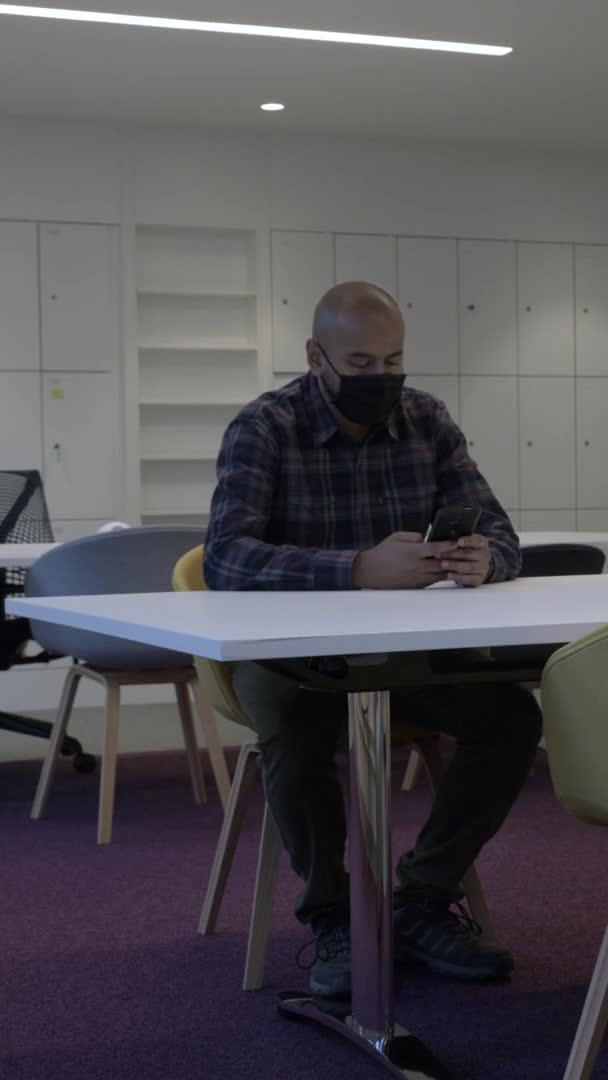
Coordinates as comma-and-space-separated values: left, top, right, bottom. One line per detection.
438, 534, 491, 587
352, 532, 459, 590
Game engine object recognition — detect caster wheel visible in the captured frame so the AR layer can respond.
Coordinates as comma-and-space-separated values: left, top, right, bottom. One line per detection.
73, 752, 96, 774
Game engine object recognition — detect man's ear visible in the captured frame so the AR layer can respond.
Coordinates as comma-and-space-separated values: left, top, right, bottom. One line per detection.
306, 339, 323, 373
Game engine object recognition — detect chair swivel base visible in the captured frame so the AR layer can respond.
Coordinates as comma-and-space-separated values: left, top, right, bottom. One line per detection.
0, 710, 96, 772
278, 992, 450, 1080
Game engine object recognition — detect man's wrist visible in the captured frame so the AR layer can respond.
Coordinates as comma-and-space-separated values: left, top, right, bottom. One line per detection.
352, 550, 367, 589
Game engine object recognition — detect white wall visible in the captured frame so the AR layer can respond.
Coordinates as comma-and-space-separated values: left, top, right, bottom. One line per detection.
3, 119, 608, 759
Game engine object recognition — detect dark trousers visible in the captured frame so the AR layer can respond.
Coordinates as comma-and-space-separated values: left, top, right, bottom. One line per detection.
232, 658, 543, 926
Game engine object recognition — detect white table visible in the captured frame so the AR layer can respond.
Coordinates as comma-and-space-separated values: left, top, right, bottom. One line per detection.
0, 543, 58, 568
9, 576, 608, 1080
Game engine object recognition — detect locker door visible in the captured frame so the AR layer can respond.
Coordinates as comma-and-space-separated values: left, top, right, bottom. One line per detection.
575, 246, 608, 375
398, 238, 458, 375
518, 243, 574, 375
43, 374, 118, 519
519, 378, 575, 510
576, 378, 608, 508
271, 231, 334, 373
0, 373, 42, 471
335, 234, 397, 295
460, 377, 518, 509
0, 222, 39, 372
40, 224, 119, 373
459, 241, 517, 375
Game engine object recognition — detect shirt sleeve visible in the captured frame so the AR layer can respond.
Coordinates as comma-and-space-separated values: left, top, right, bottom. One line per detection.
434, 401, 521, 583
203, 415, 358, 590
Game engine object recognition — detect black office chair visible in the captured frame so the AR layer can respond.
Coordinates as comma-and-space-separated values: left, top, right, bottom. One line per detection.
0, 470, 95, 772
490, 543, 606, 667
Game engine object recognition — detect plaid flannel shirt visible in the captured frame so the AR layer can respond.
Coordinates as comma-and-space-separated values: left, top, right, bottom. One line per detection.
204, 373, 520, 590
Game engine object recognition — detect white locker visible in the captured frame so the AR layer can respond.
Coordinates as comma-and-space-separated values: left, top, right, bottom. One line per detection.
40, 223, 119, 373
406, 375, 459, 423
459, 241, 517, 375
575, 246, 608, 375
271, 231, 334, 372
518, 243, 574, 375
0, 222, 39, 372
52, 520, 114, 542
0, 373, 42, 471
335, 234, 397, 295
43, 374, 117, 519
460, 377, 518, 509
398, 238, 458, 375
577, 510, 608, 531
520, 510, 577, 530
519, 378, 575, 509
576, 378, 608, 508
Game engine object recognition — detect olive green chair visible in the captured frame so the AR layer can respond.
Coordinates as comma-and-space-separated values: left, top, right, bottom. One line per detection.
542, 624, 608, 1080
173, 545, 493, 990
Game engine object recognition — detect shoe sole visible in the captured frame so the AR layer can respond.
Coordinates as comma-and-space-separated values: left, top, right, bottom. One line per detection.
396, 944, 513, 981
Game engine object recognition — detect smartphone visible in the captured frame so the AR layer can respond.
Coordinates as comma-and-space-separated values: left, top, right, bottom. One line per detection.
424, 505, 481, 543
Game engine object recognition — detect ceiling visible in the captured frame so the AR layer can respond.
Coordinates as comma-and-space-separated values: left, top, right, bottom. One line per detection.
1, 0, 608, 152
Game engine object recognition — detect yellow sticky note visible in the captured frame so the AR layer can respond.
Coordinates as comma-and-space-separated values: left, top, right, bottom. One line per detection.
50, 387, 64, 400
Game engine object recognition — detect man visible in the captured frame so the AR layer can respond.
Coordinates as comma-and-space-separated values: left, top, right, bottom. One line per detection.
204, 281, 542, 999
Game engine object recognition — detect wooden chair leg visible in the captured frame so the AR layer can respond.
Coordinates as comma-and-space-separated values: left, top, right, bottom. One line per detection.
416, 736, 495, 941
175, 681, 206, 805
401, 748, 425, 791
97, 681, 121, 845
189, 675, 231, 812
31, 666, 82, 820
199, 742, 260, 935
243, 802, 282, 991
563, 923, 608, 1080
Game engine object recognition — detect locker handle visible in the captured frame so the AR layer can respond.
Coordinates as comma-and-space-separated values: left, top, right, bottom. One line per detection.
583, 307, 589, 314
525, 305, 532, 312
466, 304, 476, 311
584, 440, 590, 447
527, 441, 533, 447
468, 440, 475, 448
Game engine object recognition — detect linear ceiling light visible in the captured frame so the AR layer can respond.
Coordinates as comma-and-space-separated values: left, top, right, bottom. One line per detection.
0, 6, 512, 56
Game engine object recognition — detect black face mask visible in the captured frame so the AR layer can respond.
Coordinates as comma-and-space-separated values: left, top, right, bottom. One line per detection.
317, 344, 405, 426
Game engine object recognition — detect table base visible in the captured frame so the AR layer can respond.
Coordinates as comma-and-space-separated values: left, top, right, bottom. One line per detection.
278, 992, 450, 1080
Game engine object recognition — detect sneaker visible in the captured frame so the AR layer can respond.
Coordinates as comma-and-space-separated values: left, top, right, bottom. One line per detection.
394, 895, 513, 981
297, 923, 352, 999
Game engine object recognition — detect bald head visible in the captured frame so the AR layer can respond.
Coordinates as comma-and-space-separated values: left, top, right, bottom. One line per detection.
312, 281, 403, 347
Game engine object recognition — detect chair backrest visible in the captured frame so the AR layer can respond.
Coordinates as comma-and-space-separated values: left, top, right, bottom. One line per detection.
172, 545, 253, 731
0, 470, 54, 602
26, 527, 205, 670
541, 623, 608, 826
520, 543, 606, 578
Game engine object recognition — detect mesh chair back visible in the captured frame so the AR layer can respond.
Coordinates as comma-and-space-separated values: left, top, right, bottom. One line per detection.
0, 471, 54, 598
26, 526, 205, 670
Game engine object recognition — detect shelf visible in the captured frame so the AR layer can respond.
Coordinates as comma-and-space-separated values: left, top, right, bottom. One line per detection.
140, 398, 246, 408
138, 288, 256, 299
138, 344, 257, 353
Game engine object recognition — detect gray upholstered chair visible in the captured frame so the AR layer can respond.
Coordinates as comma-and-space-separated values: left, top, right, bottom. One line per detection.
26, 527, 231, 843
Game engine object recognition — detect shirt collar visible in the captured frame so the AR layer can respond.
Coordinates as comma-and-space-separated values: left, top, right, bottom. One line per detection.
303, 372, 404, 447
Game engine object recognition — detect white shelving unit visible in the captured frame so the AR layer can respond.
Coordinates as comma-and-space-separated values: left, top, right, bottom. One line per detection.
135, 226, 258, 526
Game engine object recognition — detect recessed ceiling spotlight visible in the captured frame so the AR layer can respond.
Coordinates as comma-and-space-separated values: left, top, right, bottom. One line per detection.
261, 102, 285, 112
0, 6, 513, 56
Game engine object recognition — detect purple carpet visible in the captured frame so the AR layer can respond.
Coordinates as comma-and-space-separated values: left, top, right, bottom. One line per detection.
2, 747, 607, 1080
